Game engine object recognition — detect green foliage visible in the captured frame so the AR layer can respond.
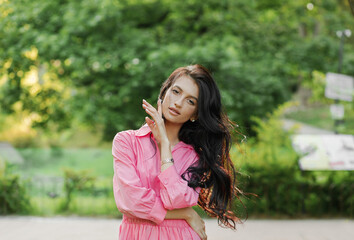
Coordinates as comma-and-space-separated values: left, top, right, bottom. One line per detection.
0, 159, 31, 214
1, 0, 352, 140
0, 112, 40, 148
249, 102, 298, 163
0, 156, 5, 178
233, 103, 353, 217
61, 168, 96, 211
302, 70, 330, 104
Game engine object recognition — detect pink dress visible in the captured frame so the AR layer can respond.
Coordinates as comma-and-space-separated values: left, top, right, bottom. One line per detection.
112, 124, 201, 240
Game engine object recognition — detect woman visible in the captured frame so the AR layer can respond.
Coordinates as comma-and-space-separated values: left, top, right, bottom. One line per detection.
112, 64, 241, 240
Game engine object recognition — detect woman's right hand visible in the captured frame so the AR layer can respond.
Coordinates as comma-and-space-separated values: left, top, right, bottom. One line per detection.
185, 207, 207, 240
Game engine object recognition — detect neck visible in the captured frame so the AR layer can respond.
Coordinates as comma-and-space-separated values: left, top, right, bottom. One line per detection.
164, 120, 182, 146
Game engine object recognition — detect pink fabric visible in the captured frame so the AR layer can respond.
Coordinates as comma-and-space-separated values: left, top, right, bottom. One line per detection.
113, 124, 201, 240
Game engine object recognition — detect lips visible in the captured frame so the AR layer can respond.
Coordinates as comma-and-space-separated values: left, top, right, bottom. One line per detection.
168, 107, 180, 115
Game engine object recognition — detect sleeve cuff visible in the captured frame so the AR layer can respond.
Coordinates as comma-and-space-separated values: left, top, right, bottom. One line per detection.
148, 196, 167, 225
158, 164, 181, 187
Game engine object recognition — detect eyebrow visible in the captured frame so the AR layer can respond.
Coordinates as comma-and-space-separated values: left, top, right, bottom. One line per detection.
174, 85, 198, 101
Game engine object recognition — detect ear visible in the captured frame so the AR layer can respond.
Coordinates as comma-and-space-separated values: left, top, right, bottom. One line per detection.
190, 113, 198, 122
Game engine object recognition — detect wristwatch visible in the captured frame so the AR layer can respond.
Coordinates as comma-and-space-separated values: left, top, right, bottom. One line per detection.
161, 158, 174, 164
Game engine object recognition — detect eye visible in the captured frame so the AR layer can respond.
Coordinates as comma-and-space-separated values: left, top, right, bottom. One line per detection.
187, 99, 195, 105
172, 89, 179, 94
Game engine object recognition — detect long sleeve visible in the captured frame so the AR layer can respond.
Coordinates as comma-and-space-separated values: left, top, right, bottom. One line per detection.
158, 151, 201, 210
112, 131, 167, 224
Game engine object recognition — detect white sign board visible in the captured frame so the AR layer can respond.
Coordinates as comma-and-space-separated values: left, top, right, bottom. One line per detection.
292, 135, 354, 170
325, 72, 354, 102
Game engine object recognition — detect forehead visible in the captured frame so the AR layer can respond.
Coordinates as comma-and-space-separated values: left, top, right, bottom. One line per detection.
172, 75, 199, 97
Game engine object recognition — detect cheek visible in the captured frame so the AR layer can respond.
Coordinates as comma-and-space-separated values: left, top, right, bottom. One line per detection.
190, 107, 198, 117
167, 92, 176, 102
184, 106, 197, 118
161, 95, 170, 111
164, 92, 177, 107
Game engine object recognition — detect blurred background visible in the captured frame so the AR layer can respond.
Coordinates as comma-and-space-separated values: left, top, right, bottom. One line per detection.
0, 0, 353, 220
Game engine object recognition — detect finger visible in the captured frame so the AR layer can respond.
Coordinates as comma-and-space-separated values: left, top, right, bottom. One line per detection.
145, 107, 160, 125
157, 99, 162, 118
143, 99, 155, 109
145, 118, 157, 131
198, 228, 206, 239
143, 104, 158, 119
144, 106, 153, 119
142, 101, 155, 113
142, 102, 151, 113
145, 117, 154, 126
143, 100, 159, 121
199, 231, 206, 240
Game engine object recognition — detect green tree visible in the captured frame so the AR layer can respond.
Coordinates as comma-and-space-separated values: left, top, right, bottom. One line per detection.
1, 0, 353, 139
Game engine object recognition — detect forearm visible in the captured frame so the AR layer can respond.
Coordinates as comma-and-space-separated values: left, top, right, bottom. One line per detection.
160, 140, 174, 172
165, 207, 192, 220
165, 207, 207, 239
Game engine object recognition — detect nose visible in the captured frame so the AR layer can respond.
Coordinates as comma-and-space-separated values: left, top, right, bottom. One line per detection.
174, 97, 182, 108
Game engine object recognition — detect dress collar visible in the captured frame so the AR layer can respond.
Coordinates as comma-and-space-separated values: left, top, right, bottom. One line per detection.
135, 124, 193, 150
136, 124, 151, 137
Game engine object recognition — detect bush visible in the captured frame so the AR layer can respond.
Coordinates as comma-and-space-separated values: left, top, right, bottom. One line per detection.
233, 103, 354, 218
61, 168, 96, 211
0, 159, 31, 214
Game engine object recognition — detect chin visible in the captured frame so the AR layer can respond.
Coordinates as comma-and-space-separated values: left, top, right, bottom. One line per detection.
164, 116, 185, 125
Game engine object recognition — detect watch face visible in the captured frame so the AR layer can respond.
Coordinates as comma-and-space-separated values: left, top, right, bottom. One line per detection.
162, 158, 174, 164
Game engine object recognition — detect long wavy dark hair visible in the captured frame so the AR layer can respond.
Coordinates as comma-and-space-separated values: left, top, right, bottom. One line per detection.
158, 64, 242, 229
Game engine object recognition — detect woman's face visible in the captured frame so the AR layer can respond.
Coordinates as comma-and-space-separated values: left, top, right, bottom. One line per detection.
161, 75, 199, 125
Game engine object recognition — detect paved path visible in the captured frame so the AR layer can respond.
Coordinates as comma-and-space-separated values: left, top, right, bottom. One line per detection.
0, 216, 353, 240
281, 119, 334, 135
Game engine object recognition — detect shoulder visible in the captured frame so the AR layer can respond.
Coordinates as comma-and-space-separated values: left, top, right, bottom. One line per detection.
113, 124, 150, 144
172, 142, 199, 171
113, 130, 134, 142
175, 142, 199, 162
112, 131, 134, 152
178, 141, 195, 152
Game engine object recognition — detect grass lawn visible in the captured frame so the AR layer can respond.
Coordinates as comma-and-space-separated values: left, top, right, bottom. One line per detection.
12, 148, 117, 216
30, 196, 120, 217
284, 104, 354, 134
17, 148, 113, 178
